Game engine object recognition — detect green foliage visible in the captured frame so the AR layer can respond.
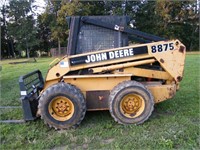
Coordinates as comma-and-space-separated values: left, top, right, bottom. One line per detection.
43, 0, 68, 55
0, 2, 14, 58
37, 12, 56, 51
0, 54, 199, 149
135, 0, 199, 50
7, 0, 39, 57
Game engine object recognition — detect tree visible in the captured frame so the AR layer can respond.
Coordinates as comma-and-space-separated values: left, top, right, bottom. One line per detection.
7, 0, 39, 58
135, 0, 199, 50
37, 12, 55, 53
0, 0, 13, 58
40, 0, 66, 56
155, 0, 199, 50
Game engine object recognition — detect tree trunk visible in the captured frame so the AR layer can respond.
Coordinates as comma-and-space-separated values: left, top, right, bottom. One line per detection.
27, 48, 30, 58
25, 38, 30, 58
58, 38, 61, 56
189, 25, 196, 51
10, 40, 16, 58
7, 42, 11, 58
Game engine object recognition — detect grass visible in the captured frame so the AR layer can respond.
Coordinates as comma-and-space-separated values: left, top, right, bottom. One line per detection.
0, 55, 199, 149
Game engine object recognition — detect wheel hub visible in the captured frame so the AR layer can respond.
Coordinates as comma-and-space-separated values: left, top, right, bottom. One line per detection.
48, 96, 74, 121
56, 101, 70, 115
123, 97, 141, 113
120, 94, 144, 118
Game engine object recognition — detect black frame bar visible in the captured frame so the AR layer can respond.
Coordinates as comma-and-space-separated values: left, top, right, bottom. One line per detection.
19, 70, 44, 121
81, 16, 166, 42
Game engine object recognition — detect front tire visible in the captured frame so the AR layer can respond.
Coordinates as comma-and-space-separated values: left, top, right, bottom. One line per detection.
38, 82, 86, 130
109, 81, 154, 125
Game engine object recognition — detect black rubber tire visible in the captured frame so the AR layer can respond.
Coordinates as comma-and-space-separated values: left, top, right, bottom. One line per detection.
38, 82, 86, 130
109, 80, 154, 125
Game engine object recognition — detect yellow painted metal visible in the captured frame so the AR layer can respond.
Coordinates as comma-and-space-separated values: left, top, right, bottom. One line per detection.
148, 40, 186, 82
49, 58, 60, 67
122, 67, 172, 80
46, 57, 70, 81
120, 94, 145, 118
146, 83, 177, 103
45, 55, 151, 81
63, 74, 132, 92
63, 74, 132, 79
45, 39, 185, 83
48, 96, 74, 121
91, 59, 156, 73
43, 74, 131, 92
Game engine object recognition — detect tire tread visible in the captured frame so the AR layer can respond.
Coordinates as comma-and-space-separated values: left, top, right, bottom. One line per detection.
109, 80, 154, 125
38, 82, 86, 130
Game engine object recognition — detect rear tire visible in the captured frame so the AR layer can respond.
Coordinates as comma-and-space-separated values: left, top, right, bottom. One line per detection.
109, 81, 154, 125
38, 82, 86, 130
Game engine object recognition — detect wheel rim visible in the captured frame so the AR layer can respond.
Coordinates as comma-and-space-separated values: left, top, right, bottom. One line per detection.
48, 96, 75, 121
120, 93, 145, 118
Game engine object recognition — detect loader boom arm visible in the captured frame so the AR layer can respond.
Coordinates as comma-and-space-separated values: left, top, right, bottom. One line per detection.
45, 39, 185, 83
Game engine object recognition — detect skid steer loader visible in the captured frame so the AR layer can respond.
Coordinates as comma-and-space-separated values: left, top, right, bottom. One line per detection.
19, 16, 186, 130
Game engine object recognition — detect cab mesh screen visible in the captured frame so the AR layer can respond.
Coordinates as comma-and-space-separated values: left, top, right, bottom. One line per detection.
75, 16, 128, 54
76, 25, 116, 54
